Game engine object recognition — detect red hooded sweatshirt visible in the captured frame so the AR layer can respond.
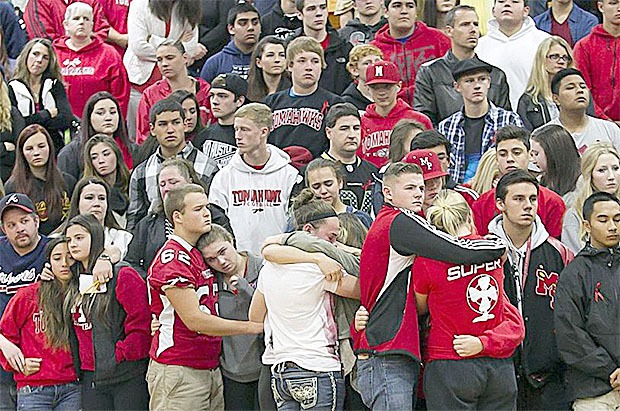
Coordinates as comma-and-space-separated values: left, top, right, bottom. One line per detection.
24, 0, 110, 42
54, 36, 130, 119
574, 25, 620, 121
0, 283, 77, 389
371, 22, 450, 106
135, 77, 214, 145
472, 185, 566, 238
359, 98, 432, 168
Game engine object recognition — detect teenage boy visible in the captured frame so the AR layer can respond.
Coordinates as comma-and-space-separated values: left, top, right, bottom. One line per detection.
402, 149, 449, 213
371, 0, 451, 105
288, 0, 352, 94
209, 103, 302, 256
409, 129, 480, 206
414, 5, 511, 126
534, 0, 597, 46
339, 0, 387, 45
322, 102, 379, 215
135, 41, 212, 145
127, 98, 219, 230
265, 36, 343, 158
438, 58, 523, 184
343, 44, 383, 111
359, 60, 432, 168
475, 0, 550, 108
574, 0, 620, 122
194, 73, 248, 168
354, 162, 506, 410
471, 126, 566, 237
147, 184, 263, 410
200, 2, 261, 82
546, 68, 620, 154
555, 192, 620, 411
488, 170, 572, 410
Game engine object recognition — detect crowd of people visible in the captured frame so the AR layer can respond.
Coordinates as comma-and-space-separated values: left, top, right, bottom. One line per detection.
0, 0, 619, 409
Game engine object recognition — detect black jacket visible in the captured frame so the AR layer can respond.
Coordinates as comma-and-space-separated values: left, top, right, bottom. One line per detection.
517, 93, 553, 131
338, 17, 386, 45
555, 245, 620, 401
414, 51, 512, 126
69, 263, 148, 386
517, 92, 596, 131
198, 0, 236, 59
488, 217, 572, 381
8, 76, 74, 155
261, 2, 302, 40
124, 204, 232, 278
289, 28, 353, 95
342, 83, 372, 111
0, 107, 24, 182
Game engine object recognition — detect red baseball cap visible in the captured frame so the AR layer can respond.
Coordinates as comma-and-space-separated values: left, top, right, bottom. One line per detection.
283, 146, 313, 171
365, 61, 401, 85
402, 149, 449, 181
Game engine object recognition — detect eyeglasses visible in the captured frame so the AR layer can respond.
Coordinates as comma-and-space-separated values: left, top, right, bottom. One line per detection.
546, 54, 572, 63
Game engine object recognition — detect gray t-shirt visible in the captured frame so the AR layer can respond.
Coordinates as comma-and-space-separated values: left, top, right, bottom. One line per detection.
546, 116, 620, 154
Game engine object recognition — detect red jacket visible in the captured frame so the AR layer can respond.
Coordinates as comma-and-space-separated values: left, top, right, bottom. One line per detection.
54, 37, 130, 118
574, 25, 620, 121
352, 204, 505, 359
412, 235, 525, 362
371, 22, 450, 106
472, 185, 566, 238
24, 0, 110, 42
135, 78, 213, 145
359, 98, 432, 168
0, 282, 77, 389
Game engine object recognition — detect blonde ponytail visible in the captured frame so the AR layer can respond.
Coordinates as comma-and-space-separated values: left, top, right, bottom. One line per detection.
426, 191, 471, 237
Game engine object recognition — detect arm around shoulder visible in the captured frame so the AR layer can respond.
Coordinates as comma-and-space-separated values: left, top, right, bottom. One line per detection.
164, 287, 263, 336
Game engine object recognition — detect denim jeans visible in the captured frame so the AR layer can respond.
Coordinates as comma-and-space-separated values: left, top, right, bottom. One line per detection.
356, 355, 420, 410
271, 362, 344, 411
17, 382, 81, 411
0, 378, 16, 411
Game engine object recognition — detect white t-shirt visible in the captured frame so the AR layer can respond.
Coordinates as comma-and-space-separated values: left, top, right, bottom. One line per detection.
547, 116, 620, 154
105, 227, 133, 260
257, 262, 341, 372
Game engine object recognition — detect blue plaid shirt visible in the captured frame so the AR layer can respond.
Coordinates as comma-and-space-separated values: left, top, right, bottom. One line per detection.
438, 102, 524, 183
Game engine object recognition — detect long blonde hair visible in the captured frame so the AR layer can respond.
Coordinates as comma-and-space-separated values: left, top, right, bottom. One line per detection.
573, 143, 620, 240
471, 148, 498, 194
0, 78, 11, 133
426, 191, 472, 237
525, 36, 574, 105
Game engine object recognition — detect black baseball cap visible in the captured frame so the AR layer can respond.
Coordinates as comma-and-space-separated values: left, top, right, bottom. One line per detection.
0, 193, 36, 221
211, 73, 248, 98
452, 58, 493, 81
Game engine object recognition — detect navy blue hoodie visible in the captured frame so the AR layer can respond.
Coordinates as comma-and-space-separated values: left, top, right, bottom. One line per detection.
200, 40, 252, 82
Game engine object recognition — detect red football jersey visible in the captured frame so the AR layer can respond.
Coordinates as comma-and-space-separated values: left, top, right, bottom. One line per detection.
147, 235, 221, 369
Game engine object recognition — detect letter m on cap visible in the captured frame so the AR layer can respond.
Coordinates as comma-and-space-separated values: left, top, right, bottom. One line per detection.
375, 65, 383, 77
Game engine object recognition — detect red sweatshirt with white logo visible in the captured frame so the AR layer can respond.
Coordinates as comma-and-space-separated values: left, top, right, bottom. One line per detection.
359, 98, 432, 168
54, 36, 130, 118
0, 282, 77, 389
